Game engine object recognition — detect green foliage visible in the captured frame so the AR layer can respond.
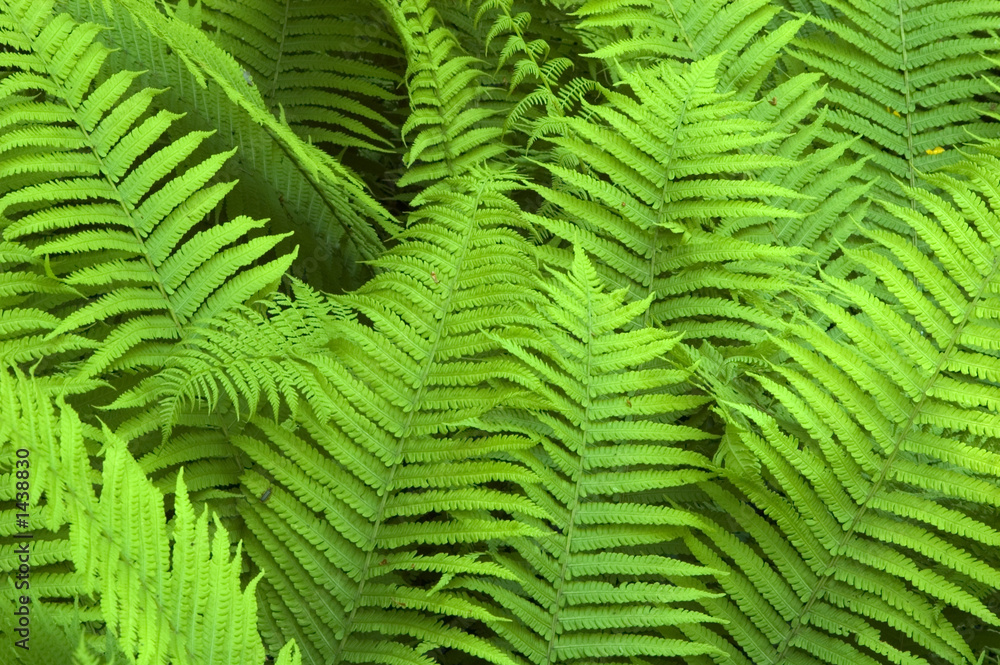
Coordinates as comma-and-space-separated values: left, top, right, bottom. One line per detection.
0, 365, 301, 665
464, 247, 725, 664
785, 0, 1000, 232
1, 0, 1000, 664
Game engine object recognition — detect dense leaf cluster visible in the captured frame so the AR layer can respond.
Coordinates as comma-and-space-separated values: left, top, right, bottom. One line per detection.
1, 0, 1000, 664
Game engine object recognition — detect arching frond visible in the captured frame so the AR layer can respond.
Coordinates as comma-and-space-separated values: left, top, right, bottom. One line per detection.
172, 0, 404, 155
0, 0, 296, 383
526, 54, 812, 345
58, 0, 399, 290
690, 149, 1000, 665
114, 165, 554, 665
386, 0, 510, 188
787, 0, 1000, 232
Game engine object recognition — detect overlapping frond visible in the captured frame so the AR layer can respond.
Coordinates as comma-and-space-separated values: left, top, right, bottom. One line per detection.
0, 0, 295, 384
99, 432, 272, 665
525, 55, 812, 344
787, 0, 1000, 232
727, 98, 876, 280
688, 149, 1000, 664
388, 0, 510, 188
573, 0, 785, 92
168, 0, 404, 157
58, 0, 399, 290
457, 246, 725, 664
0, 238, 97, 367
0, 364, 300, 665
0, 366, 99, 612
470, 0, 599, 138
107, 277, 338, 442
6, 1, 1000, 664
239, 166, 548, 664
117, 165, 554, 665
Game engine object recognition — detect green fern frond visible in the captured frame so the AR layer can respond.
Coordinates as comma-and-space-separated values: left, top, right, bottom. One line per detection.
59, 0, 399, 290
0, 0, 296, 384
574, 0, 785, 90
169, 0, 404, 157
106, 277, 338, 441
124, 165, 552, 665
786, 0, 1000, 233
456, 245, 725, 664
99, 433, 268, 664
730, 94, 877, 279
388, 0, 510, 188
0, 364, 296, 665
0, 367, 99, 609
690, 149, 1000, 664
526, 54, 812, 343
470, 0, 596, 136
0, 239, 99, 367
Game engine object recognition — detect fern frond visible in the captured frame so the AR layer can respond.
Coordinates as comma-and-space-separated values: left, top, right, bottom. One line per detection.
787, 0, 1000, 232
574, 0, 785, 91
0, 0, 297, 384
176, 0, 403, 154
456, 246, 724, 664
237, 168, 547, 664
100, 434, 269, 664
471, 0, 594, 134
0, 239, 98, 366
125, 165, 552, 665
526, 54, 812, 344
0, 364, 294, 665
731, 99, 877, 279
388, 0, 510, 188
691, 149, 1000, 664
59, 0, 399, 290
0, 367, 99, 610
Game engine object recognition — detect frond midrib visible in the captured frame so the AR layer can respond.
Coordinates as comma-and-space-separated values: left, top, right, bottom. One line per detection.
331, 175, 489, 664
5, 9, 189, 338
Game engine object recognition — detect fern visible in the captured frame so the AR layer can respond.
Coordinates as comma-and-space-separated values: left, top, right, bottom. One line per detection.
5, 1, 1000, 664
523, 54, 813, 350
388, 0, 510, 188
0, 237, 97, 366
59, 0, 399, 290
0, 0, 296, 385
460, 246, 726, 664
109, 165, 557, 665
786, 0, 1000, 232
164, 0, 407, 200
574, 0, 785, 90
0, 364, 300, 665
471, 0, 598, 137
177, 0, 403, 152
689, 149, 1000, 664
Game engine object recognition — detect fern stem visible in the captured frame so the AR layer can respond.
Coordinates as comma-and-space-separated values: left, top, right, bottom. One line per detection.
664, 0, 695, 54
642, 67, 697, 330
894, 0, 919, 231
265, 0, 293, 104
894, 0, 920, 248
